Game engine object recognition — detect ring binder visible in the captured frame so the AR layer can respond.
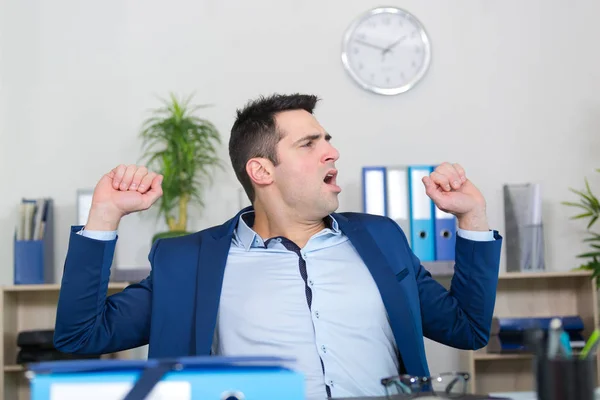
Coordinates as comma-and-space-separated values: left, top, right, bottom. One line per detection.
27, 356, 305, 400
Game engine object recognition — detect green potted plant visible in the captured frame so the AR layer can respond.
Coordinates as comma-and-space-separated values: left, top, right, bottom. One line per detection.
139, 93, 223, 243
562, 168, 600, 286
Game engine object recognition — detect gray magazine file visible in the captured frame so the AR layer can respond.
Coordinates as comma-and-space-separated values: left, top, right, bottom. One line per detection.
503, 183, 546, 272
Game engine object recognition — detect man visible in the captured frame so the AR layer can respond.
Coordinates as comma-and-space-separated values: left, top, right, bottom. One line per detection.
54, 93, 502, 399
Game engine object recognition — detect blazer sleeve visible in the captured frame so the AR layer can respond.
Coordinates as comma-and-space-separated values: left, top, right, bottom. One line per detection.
53, 226, 157, 354
410, 228, 503, 350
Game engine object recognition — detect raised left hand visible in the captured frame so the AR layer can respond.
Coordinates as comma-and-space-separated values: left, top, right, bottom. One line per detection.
422, 162, 489, 231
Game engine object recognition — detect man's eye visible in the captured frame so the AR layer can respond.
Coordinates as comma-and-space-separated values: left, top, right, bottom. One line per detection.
302, 141, 313, 147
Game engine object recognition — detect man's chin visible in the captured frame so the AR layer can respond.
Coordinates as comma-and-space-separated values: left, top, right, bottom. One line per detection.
325, 197, 340, 214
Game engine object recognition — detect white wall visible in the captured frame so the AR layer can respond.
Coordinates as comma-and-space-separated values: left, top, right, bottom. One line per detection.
2, 0, 600, 371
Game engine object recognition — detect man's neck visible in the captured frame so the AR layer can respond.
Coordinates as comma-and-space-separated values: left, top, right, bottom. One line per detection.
250, 204, 326, 249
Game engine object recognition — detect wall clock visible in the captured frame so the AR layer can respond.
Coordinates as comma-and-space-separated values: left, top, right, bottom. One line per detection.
341, 7, 432, 95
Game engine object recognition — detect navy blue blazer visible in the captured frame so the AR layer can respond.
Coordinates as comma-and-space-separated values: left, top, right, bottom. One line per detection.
54, 207, 502, 377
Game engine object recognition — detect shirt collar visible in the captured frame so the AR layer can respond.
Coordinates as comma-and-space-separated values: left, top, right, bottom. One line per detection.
234, 210, 340, 251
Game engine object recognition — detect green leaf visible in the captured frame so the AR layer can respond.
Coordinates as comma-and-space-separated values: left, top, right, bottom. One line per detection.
568, 188, 595, 208
584, 178, 600, 208
588, 216, 599, 230
583, 233, 600, 242
572, 212, 593, 220
577, 251, 600, 259
561, 201, 592, 210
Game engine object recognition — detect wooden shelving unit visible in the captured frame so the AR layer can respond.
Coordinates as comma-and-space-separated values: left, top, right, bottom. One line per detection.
467, 270, 600, 394
0, 283, 134, 400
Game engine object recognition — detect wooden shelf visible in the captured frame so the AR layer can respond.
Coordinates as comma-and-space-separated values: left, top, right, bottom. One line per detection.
474, 353, 533, 361
498, 270, 592, 280
468, 270, 599, 394
0, 283, 132, 400
3, 365, 23, 372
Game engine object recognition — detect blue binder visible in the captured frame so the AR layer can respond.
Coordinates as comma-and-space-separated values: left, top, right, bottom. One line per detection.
408, 166, 435, 262
434, 205, 457, 261
28, 356, 304, 400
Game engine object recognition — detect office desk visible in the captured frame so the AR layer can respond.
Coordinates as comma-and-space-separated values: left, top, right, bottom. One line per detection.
333, 394, 510, 400
490, 389, 600, 400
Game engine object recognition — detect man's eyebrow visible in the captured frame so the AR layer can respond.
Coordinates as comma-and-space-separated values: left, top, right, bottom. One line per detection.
293, 133, 332, 145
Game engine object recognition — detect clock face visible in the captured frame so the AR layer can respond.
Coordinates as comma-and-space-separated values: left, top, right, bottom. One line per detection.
341, 7, 431, 95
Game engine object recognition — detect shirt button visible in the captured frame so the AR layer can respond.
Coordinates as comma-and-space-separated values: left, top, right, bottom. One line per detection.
315, 311, 320, 318
321, 345, 327, 353
309, 280, 314, 286
329, 380, 334, 387
276, 238, 282, 242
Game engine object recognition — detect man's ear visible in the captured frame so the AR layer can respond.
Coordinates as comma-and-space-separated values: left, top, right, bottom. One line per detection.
246, 158, 274, 187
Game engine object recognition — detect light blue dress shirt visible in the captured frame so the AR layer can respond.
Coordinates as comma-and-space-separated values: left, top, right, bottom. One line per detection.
79, 213, 493, 399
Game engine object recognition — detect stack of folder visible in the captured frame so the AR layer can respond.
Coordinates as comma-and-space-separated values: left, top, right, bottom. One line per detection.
486, 316, 586, 354
362, 165, 456, 262
27, 356, 305, 400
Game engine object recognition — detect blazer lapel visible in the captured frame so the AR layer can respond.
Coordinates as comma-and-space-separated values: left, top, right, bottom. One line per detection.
336, 215, 428, 375
194, 232, 231, 355
193, 209, 251, 355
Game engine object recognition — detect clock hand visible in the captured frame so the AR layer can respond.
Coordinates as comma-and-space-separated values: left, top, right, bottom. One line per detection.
382, 35, 407, 55
353, 39, 387, 52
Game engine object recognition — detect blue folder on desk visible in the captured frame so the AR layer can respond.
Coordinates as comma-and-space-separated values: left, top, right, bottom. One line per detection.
27, 356, 305, 400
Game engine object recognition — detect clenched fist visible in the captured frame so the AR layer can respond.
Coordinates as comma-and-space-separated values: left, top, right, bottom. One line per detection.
85, 165, 163, 231
422, 162, 490, 232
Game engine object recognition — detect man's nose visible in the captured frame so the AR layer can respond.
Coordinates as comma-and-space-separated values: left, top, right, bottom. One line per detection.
322, 142, 340, 163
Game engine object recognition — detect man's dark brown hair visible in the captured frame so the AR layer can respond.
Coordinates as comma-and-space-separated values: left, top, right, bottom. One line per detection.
229, 93, 319, 203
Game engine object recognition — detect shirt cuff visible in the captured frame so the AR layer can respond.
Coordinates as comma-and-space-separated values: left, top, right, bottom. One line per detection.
77, 229, 117, 241
456, 228, 494, 242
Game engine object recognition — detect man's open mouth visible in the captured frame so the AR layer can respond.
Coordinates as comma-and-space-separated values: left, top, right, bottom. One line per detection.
324, 170, 338, 185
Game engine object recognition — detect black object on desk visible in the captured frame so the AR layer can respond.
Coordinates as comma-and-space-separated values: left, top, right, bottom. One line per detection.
535, 356, 595, 400
332, 394, 511, 400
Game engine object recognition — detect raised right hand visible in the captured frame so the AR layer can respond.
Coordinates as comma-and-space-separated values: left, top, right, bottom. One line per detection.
85, 164, 163, 231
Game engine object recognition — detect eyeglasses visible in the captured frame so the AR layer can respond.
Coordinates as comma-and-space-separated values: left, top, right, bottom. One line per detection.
380, 372, 470, 398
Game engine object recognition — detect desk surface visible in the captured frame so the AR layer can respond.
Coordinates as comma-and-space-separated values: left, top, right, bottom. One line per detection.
333, 395, 510, 400
490, 390, 600, 400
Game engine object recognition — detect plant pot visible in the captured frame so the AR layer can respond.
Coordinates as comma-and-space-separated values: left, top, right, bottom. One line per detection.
151, 230, 191, 244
